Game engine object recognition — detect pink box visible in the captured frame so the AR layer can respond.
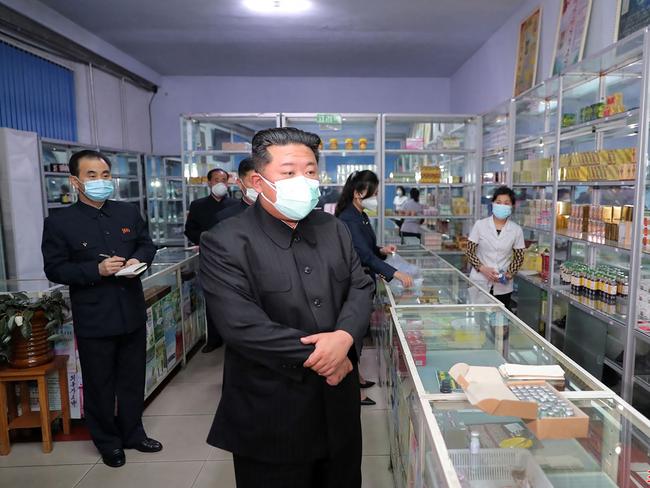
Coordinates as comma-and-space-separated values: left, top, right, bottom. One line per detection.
405, 137, 424, 150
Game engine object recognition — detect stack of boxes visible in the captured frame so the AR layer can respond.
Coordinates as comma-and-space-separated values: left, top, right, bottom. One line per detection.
515, 199, 553, 230
512, 158, 553, 183
560, 203, 634, 247
405, 330, 427, 367
421, 230, 442, 250
558, 148, 636, 181
451, 197, 470, 216
420, 166, 441, 183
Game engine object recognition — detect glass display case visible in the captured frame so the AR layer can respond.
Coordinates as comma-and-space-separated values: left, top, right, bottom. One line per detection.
481, 101, 513, 217
145, 156, 185, 246
0, 250, 206, 418
381, 115, 480, 267
40, 139, 144, 217
282, 113, 380, 222
376, 247, 650, 488
180, 113, 281, 212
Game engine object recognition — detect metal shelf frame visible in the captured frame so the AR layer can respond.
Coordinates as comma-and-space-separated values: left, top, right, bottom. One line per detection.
477, 28, 650, 413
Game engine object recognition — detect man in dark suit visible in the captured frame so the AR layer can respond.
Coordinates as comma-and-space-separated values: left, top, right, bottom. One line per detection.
200, 128, 374, 488
185, 167, 238, 352
213, 157, 257, 224
184, 168, 238, 245
41, 150, 162, 468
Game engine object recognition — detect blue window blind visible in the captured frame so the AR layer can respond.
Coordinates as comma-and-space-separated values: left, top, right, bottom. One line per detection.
0, 40, 77, 141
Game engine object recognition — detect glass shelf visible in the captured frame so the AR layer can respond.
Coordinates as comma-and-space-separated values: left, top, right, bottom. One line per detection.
282, 114, 380, 208
386, 268, 499, 307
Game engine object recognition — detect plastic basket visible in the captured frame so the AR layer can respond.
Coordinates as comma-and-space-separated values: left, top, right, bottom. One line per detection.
449, 448, 553, 488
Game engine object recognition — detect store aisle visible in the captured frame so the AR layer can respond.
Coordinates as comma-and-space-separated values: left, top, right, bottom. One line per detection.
0, 347, 393, 488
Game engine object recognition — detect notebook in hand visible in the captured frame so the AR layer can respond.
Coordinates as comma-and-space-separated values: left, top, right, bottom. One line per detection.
116, 262, 148, 277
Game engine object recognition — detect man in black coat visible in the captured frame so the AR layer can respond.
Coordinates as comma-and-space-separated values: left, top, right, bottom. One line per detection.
41, 150, 162, 468
184, 168, 238, 245
200, 128, 374, 488
185, 167, 238, 353
213, 157, 257, 224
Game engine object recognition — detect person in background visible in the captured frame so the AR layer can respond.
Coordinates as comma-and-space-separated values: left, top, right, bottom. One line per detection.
336, 170, 414, 406
185, 167, 238, 353
213, 158, 257, 223
184, 168, 238, 245
393, 185, 408, 211
399, 188, 424, 241
41, 150, 161, 468
200, 127, 374, 487
466, 186, 525, 310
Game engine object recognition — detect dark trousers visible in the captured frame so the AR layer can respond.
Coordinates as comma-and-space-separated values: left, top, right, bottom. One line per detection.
493, 292, 512, 311
205, 313, 223, 347
233, 451, 362, 488
76, 326, 147, 454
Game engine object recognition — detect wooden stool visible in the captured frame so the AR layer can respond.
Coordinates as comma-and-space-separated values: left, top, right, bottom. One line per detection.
0, 355, 71, 455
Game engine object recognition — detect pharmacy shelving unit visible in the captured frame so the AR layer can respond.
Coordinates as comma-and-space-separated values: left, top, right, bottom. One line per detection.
501, 29, 650, 418
145, 155, 185, 246
480, 100, 514, 218
375, 244, 650, 488
40, 139, 145, 217
180, 113, 281, 212
381, 114, 481, 270
282, 113, 381, 230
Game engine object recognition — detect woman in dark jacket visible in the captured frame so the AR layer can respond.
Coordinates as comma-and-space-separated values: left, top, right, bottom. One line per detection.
336, 170, 414, 406
336, 171, 413, 286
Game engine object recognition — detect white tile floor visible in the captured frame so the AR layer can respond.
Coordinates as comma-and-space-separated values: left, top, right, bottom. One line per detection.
0, 347, 394, 487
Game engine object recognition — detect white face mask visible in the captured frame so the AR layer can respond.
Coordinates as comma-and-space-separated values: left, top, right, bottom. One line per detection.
211, 182, 228, 198
244, 186, 259, 202
396, 190, 404, 197
259, 174, 320, 221
362, 196, 378, 212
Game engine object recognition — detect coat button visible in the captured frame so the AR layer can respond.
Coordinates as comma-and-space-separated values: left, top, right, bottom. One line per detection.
304, 266, 312, 274
293, 235, 301, 243
313, 298, 321, 307
105, 231, 110, 235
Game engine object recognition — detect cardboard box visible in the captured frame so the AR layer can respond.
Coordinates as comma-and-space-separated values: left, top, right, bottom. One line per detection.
221, 142, 251, 151
449, 363, 589, 440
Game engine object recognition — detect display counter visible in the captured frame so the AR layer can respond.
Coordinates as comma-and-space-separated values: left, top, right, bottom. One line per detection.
377, 246, 650, 488
0, 248, 206, 418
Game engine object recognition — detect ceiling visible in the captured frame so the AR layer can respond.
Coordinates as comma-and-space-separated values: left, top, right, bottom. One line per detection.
38, 0, 524, 77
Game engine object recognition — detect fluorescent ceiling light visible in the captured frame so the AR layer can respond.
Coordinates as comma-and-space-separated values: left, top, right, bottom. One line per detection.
244, 0, 311, 14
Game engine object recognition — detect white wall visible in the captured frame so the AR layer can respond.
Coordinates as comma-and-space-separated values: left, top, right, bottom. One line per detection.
450, 0, 619, 114
151, 76, 451, 155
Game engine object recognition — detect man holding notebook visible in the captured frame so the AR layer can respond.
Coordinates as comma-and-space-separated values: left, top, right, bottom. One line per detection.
41, 150, 161, 468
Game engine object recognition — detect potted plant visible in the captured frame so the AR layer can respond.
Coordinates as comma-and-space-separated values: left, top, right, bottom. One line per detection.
0, 290, 68, 368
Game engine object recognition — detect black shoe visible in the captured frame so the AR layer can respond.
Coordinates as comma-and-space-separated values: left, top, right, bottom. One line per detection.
101, 448, 126, 468
126, 438, 163, 453
360, 397, 377, 406
360, 380, 376, 389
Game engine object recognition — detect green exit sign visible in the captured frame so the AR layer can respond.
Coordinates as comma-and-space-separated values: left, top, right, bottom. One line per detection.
316, 113, 342, 126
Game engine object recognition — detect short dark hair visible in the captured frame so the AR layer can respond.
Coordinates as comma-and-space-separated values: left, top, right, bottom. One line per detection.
410, 188, 420, 202
69, 150, 111, 177
252, 127, 320, 172
207, 168, 229, 181
237, 157, 255, 178
492, 186, 516, 205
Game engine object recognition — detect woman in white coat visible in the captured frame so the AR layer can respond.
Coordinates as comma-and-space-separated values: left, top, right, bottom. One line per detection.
466, 186, 525, 310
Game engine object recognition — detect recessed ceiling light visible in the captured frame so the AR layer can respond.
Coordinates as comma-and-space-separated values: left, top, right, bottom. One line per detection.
244, 0, 311, 14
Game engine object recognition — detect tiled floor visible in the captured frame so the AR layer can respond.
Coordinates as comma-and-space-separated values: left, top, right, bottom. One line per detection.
0, 347, 394, 487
